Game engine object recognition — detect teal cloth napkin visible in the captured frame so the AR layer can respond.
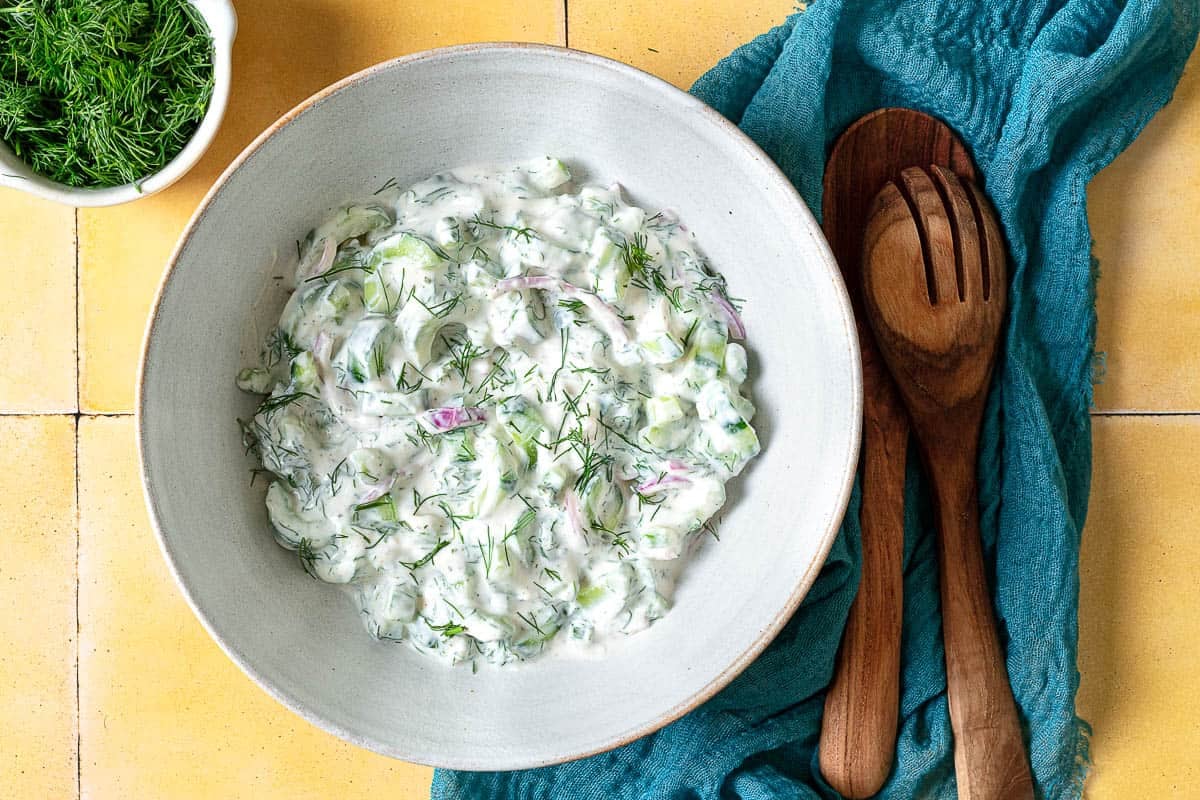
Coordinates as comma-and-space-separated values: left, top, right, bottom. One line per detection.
434, 0, 1198, 796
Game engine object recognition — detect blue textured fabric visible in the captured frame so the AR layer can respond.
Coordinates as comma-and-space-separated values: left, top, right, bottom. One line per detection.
434, 1, 1198, 797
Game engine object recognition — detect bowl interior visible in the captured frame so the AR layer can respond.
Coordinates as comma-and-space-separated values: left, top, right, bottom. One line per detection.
140, 44, 860, 770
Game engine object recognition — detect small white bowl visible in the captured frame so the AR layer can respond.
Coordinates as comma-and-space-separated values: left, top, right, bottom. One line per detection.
139, 44, 862, 770
0, 0, 236, 207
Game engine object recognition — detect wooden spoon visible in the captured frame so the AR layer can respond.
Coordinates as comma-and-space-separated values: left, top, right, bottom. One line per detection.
819, 109, 975, 799
861, 165, 1033, 800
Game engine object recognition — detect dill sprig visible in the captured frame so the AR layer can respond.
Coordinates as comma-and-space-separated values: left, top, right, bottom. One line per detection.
256, 391, 315, 418
0, 0, 215, 188
399, 539, 449, 571
470, 213, 539, 243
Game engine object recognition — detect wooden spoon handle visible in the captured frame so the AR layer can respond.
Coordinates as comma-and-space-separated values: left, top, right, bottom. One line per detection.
819, 411, 907, 798
929, 458, 1034, 800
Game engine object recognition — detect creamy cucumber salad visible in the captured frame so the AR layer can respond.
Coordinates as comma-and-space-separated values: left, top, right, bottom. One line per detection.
237, 158, 760, 666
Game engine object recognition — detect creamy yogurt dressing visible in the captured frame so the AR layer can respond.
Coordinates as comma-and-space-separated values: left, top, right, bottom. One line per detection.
237, 158, 760, 666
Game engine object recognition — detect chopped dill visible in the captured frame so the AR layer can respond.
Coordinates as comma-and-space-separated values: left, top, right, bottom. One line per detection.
428, 619, 466, 638
399, 539, 449, 571
411, 488, 446, 514
0, 0, 215, 188
373, 176, 399, 195
256, 391, 315, 418
471, 213, 539, 243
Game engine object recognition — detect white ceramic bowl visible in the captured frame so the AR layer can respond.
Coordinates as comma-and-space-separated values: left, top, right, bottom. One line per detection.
0, 0, 236, 207
139, 44, 861, 770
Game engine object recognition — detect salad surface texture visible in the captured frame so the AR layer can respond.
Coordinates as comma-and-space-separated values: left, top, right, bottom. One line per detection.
238, 158, 760, 666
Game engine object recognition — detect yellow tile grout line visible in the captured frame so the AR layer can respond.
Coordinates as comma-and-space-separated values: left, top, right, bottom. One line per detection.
73, 206, 81, 800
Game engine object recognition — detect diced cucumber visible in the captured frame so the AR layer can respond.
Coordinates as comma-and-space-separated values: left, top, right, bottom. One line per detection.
318, 204, 392, 245
724, 342, 749, 383
526, 157, 571, 191
497, 396, 545, 468
588, 229, 628, 303
364, 233, 444, 314
639, 526, 685, 560
289, 352, 317, 390
640, 421, 689, 451
315, 279, 356, 320
645, 395, 684, 427
683, 319, 728, 387
335, 318, 396, 384
236, 367, 272, 394
639, 331, 684, 364
394, 301, 457, 366
348, 448, 390, 481
575, 583, 606, 608
369, 232, 442, 270
469, 434, 518, 518
582, 477, 624, 532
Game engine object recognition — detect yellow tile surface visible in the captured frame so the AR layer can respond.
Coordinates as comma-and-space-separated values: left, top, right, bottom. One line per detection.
79, 0, 566, 413
570, 0, 793, 89
1090, 58, 1200, 413
0, 416, 77, 799
1078, 416, 1200, 798
77, 416, 432, 799
0, 191, 76, 412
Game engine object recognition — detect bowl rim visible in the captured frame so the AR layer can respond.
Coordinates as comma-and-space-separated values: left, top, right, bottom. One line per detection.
137, 41, 863, 770
0, 0, 237, 207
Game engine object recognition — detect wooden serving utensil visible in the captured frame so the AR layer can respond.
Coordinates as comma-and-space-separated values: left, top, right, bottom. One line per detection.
861, 165, 1033, 800
819, 110, 975, 798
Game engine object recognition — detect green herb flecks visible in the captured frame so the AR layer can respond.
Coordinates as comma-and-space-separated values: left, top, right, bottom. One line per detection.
256, 391, 315, 418
470, 213, 538, 243
399, 539, 450, 571
0, 0, 216, 188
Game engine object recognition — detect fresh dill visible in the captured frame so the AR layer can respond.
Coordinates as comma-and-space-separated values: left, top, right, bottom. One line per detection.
399, 539, 449, 571
516, 611, 546, 636
443, 334, 487, 384
373, 176, 398, 195
427, 619, 466, 638
354, 493, 397, 521
471, 213, 539, 243
546, 328, 570, 400
437, 501, 471, 534
619, 233, 653, 276
411, 488, 446, 514
395, 362, 425, 394
305, 251, 372, 283
0, 0, 215, 188
296, 538, 321, 578
256, 391, 315, 418
478, 527, 494, 578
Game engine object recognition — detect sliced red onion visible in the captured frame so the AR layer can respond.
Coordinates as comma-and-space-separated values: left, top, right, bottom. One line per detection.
302, 237, 336, 280
636, 473, 692, 496
423, 406, 486, 432
564, 492, 588, 545
358, 477, 395, 504
711, 291, 746, 340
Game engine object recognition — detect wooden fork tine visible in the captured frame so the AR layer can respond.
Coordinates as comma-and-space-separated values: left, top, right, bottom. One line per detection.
963, 180, 1007, 304
898, 167, 958, 304
929, 166, 983, 302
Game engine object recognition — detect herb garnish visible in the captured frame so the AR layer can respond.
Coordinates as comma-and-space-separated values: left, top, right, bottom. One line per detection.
0, 0, 216, 187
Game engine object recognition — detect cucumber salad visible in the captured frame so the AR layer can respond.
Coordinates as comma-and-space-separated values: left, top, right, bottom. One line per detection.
237, 158, 760, 666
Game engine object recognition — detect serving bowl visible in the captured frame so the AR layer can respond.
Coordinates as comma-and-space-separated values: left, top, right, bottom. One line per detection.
0, 0, 236, 207
138, 43, 861, 770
